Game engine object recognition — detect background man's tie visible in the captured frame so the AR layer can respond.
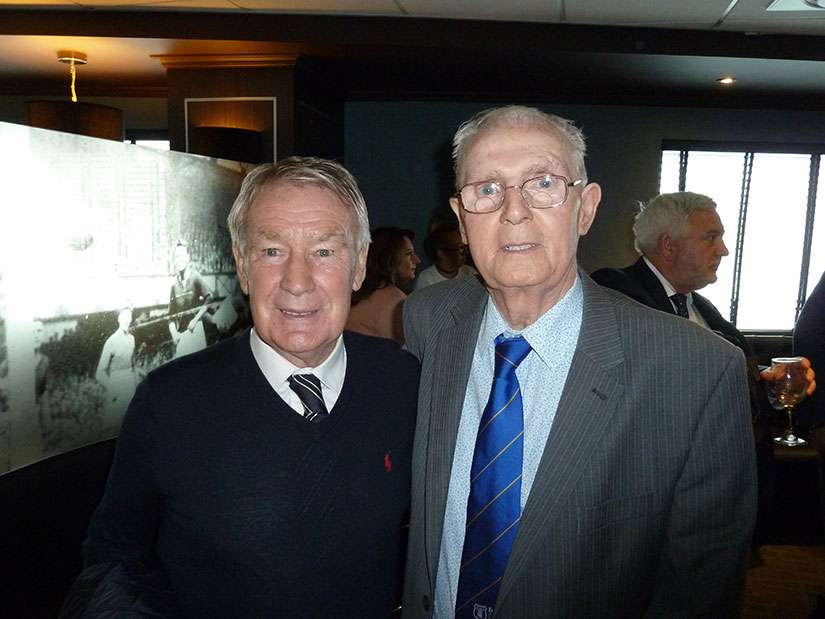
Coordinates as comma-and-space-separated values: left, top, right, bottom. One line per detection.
670, 292, 690, 319
288, 374, 328, 422
455, 334, 532, 618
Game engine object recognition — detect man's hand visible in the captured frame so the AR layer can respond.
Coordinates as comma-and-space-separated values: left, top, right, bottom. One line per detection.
760, 356, 816, 396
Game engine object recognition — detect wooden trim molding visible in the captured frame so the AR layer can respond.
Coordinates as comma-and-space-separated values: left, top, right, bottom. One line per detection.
151, 53, 300, 69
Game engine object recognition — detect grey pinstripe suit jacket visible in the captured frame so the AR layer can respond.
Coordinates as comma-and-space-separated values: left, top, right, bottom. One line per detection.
401, 271, 757, 618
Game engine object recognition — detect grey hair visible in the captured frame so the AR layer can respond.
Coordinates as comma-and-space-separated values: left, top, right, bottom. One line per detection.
451, 105, 588, 189
633, 191, 718, 255
227, 156, 371, 260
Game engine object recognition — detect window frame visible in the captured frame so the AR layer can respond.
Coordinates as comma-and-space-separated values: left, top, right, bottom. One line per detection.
661, 139, 824, 334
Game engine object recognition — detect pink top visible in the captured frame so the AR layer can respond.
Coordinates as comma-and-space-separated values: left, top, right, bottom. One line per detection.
345, 285, 407, 345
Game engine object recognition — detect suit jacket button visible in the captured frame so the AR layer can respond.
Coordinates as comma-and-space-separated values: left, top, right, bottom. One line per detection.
422, 595, 431, 611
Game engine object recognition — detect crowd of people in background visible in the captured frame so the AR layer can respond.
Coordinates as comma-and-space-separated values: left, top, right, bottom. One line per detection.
345, 218, 478, 345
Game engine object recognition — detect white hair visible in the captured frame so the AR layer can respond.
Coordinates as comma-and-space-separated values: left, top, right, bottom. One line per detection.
633, 191, 718, 255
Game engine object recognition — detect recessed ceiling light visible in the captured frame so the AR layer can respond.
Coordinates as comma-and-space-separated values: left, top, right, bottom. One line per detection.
717, 77, 737, 85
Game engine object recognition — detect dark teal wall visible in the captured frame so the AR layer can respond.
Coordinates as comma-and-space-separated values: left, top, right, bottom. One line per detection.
345, 101, 825, 273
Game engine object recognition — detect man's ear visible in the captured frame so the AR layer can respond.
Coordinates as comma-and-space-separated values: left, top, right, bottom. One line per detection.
352, 245, 368, 291
232, 244, 250, 294
658, 233, 676, 261
450, 196, 469, 245
577, 182, 601, 235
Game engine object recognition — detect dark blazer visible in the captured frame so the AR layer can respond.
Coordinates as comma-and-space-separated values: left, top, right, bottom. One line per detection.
402, 272, 756, 618
795, 270, 825, 428
591, 258, 749, 351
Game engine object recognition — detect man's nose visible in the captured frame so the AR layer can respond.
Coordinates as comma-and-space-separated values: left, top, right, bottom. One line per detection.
499, 186, 532, 225
280, 254, 315, 294
718, 237, 729, 256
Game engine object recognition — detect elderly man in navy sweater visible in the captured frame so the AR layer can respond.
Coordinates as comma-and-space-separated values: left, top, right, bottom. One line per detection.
62, 157, 420, 618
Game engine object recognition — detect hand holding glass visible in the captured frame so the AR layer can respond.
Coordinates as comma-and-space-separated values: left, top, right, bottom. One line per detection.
769, 357, 809, 446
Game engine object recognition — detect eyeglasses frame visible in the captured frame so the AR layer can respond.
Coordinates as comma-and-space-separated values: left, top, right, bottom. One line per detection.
454, 173, 583, 214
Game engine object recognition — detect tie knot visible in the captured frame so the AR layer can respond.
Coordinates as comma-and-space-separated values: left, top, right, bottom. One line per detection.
670, 293, 690, 319
494, 335, 532, 379
288, 373, 328, 422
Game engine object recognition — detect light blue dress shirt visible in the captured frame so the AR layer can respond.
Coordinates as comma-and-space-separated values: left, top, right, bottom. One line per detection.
433, 276, 584, 616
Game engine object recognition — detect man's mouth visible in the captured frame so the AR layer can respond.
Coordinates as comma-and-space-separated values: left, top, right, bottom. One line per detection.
504, 243, 536, 252
282, 310, 315, 317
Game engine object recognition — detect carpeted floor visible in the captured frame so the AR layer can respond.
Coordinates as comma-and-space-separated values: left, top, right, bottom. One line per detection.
744, 546, 825, 618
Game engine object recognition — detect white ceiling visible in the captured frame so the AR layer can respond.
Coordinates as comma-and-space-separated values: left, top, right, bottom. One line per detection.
2, 0, 825, 101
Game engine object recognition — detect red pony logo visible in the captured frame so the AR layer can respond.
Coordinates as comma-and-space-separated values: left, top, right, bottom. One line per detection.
384, 451, 392, 472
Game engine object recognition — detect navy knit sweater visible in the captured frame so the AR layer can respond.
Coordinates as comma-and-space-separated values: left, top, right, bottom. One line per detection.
80, 329, 419, 618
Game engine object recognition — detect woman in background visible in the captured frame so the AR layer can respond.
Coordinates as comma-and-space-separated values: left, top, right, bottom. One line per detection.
346, 227, 420, 345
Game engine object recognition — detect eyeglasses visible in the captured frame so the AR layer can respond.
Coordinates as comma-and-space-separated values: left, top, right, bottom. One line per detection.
439, 245, 468, 255
455, 174, 583, 214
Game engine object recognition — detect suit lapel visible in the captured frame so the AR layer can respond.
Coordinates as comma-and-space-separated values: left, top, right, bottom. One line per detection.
424, 281, 487, 581
692, 293, 728, 332
628, 258, 675, 314
497, 275, 626, 602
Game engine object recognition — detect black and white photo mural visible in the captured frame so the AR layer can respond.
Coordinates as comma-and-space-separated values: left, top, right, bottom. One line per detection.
0, 121, 252, 474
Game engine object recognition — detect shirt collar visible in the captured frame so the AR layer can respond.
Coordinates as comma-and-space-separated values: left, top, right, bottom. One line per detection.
643, 256, 693, 303
479, 275, 584, 364
249, 327, 347, 395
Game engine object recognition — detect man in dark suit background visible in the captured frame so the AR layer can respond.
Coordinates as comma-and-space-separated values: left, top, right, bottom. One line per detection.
591, 192, 748, 371
402, 107, 757, 618
589, 192, 768, 419
590, 191, 815, 549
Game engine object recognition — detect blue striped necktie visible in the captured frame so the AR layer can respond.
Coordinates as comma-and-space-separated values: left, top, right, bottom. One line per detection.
455, 334, 532, 618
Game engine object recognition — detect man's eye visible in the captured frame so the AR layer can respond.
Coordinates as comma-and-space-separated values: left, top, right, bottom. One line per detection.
536, 176, 556, 189
318, 249, 332, 257
265, 248, 279, 257
478, 183, 499, 197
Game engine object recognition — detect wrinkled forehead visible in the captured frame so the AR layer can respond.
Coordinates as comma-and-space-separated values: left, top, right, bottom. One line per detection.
462, 121, 575, 182
251, 181, 359, 240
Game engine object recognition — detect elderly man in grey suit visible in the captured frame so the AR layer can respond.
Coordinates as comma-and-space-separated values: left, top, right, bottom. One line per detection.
402, 106, 757, 618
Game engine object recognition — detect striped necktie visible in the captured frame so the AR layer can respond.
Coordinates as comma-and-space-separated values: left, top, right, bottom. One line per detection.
455, 334, 532, 618
288, 374, 328, 422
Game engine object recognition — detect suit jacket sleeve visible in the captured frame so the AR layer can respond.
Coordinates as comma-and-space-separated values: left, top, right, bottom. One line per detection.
403, 291, 425, 360
795, 270, 825, 428
646, 346, 755, 617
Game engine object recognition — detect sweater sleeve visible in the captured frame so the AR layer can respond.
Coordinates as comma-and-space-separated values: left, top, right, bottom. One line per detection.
63, 378, 178, 616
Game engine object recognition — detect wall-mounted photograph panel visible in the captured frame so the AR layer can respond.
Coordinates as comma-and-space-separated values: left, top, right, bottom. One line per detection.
0, 121, 253, 474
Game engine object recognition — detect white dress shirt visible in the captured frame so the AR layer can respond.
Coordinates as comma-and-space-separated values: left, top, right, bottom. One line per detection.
248, 327, 346, 415
643, 256, 709, 328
